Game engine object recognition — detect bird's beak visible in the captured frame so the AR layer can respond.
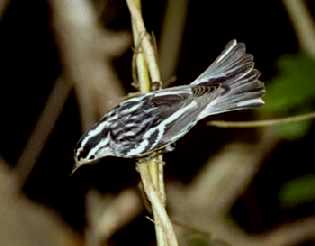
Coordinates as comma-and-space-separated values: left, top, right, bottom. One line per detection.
71, 160, 86, 175
71, 164, 80, 175
71, 159, 91, 175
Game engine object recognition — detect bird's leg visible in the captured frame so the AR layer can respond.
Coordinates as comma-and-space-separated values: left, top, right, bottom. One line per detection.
137, 151, 162, 164
164, 143, 175, 153
151, 81, 163, 91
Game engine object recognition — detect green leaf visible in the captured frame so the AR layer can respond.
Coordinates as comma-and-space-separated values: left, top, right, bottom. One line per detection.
279, 175, 315, 208
273, 120, 312, 140
262, 54, 315, 114
260, 54, 315, 139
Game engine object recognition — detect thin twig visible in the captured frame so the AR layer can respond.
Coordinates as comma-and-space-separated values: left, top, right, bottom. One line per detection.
137, 163, 178, 246
126, 0, 161, 82
137, 157, 168, 246
130, 0, 150, 92
126, 1, 166, 202
208, 111, 315, 128
126, 0, 178, 245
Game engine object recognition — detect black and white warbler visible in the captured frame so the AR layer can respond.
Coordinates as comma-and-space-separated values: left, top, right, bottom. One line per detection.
73, 40, 265, 171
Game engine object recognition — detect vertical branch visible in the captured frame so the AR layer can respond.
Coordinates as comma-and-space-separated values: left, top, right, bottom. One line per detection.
137, 162, 178, 246
130, 0, 150, 92
127, 0, 161, 82
126, 0, 178, 245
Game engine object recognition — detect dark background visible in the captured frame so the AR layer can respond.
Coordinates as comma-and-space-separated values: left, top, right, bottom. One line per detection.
1, 0, 315, 245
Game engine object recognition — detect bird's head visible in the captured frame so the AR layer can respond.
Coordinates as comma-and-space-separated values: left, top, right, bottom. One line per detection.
72, 127, 113, 174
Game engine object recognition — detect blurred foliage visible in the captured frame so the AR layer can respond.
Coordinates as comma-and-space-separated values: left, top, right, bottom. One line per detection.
189, 236, 209, 246
263, 54, 315, 113
273, 120, 311, 140
265, 55, 315, 209
279, 175, 315, 207
188, 235, 231, 246
262, 54, 315, 139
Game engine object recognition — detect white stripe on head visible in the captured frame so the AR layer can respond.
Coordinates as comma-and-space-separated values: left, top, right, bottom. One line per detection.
88, 136, 111, 157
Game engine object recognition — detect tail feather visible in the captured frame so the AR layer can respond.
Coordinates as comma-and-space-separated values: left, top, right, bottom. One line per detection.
194, 40, 265, 119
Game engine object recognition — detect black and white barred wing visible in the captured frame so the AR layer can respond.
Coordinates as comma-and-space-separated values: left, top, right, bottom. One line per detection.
149, 89, 200, 148
113, 88, 203, 156
106, 92, 184, 156
109, 98, 161, 156
148, 83, 226, 147
118, 78, 246, 156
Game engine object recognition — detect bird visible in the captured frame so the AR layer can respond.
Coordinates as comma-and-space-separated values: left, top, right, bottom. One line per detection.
73, 40, 265, 172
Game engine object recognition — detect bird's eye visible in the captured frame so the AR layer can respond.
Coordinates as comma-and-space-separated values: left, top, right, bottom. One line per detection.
89, 154, 95, 160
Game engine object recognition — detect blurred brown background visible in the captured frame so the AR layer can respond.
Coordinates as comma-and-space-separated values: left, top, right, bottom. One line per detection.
1, 0, 315, 245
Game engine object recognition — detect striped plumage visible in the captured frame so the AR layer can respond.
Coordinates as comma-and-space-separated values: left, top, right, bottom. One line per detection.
74, 40, 265, 169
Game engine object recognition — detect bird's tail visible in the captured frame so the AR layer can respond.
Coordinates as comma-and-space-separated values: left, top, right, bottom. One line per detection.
192, 40, 265, 119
